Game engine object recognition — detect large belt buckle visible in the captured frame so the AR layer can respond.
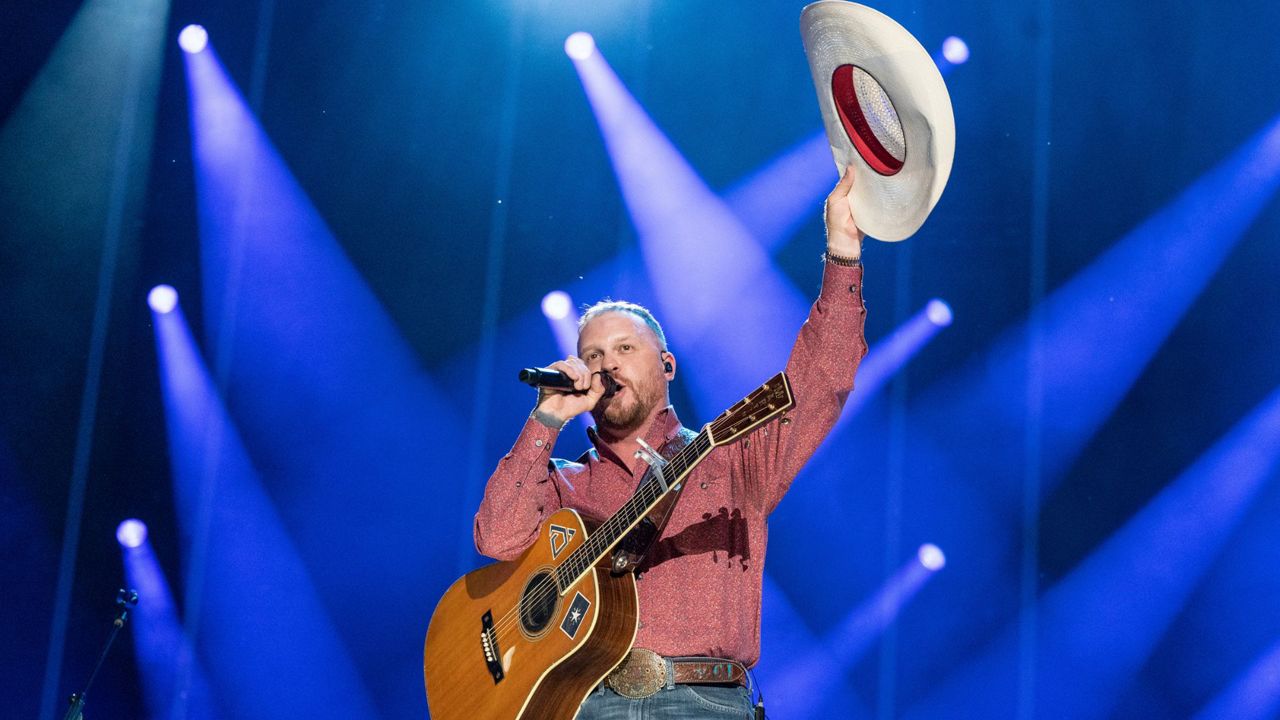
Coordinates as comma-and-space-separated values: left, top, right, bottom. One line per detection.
605, 648, 667, 699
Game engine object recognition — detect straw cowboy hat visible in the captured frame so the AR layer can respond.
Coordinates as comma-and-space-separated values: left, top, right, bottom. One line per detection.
802, 1, 955, 241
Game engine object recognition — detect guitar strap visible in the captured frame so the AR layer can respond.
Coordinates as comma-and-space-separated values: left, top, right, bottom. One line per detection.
608, 427, 699, 575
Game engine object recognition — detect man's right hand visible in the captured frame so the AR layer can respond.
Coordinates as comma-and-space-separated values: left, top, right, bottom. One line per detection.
533, 356, 606, 427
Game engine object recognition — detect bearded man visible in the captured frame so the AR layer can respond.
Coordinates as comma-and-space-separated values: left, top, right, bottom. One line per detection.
474, 168, 868, 718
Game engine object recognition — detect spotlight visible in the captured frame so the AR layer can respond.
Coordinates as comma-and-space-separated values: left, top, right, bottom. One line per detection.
148, 285, 178, 314
117, 519, 149, 549
926, 298, 953, 327
941, 36, 969, 65
918, 543, 946, 571
179, 24, 208, 54
564, 32, 596, 61
542, 291, 572, 321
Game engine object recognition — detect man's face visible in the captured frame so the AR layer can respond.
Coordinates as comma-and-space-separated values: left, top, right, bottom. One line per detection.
577, 312, 669, 434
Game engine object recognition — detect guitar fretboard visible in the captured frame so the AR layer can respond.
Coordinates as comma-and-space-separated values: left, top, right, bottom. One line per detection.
553, 430, 713, 592
549, 371, 792, 593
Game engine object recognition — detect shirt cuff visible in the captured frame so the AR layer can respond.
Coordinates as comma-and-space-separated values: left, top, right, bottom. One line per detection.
818, 261, 865, 305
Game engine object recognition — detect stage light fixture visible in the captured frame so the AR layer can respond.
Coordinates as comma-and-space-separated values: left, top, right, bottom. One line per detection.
918, 543, 946, 571
926, 299, 953, 327
941, 36, 970, 65
117, 519, 148, 549
148, 285, 178, 314
179, 25, 208, 54
565, 32, 595, 60
541, 291, 572, 321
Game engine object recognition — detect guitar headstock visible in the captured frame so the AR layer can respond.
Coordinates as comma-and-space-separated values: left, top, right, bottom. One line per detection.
706, 372, 795, 447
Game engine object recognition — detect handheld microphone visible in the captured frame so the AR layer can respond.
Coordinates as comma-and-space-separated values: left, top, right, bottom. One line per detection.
519, 368, 618, 398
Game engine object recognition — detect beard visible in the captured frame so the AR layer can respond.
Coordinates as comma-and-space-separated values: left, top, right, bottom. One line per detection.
594, 374, 663, 434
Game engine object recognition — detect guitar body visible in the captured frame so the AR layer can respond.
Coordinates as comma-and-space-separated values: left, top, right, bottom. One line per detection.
426, 373, 794, 719
424, 508, 638, 720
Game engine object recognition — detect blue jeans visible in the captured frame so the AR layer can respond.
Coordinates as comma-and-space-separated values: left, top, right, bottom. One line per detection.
578, 683, 756, 719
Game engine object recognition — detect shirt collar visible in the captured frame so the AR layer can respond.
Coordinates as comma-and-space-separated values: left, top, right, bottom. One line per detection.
586, 405, 684, 474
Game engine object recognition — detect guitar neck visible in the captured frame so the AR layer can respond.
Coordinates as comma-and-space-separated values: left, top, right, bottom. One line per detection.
552, 371, 793, 593
553, 429, 713, 593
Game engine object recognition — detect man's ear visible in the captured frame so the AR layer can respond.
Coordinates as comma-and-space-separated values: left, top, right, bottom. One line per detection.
661, 352, 675, 377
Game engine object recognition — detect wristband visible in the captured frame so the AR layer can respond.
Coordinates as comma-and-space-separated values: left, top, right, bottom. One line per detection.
822, 251, 862, 267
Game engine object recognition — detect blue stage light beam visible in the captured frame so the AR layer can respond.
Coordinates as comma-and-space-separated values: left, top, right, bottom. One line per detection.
0, 2, 172, 716
723, 131, 836, 254
756, 298, 955, 637
902, 382, 1280, 720
839, 298, 952, 421
814, 112, 1280, 681
757, 576, 875, 720
178, 24, 208, 54
564, 31, 595, 61
541, 290, 596, 433
152, 298, 380, 720
817, 113, 1280, 694
119, 520, 218, 720
934, 37, 971, 75
1194, 638, 1280, 720
924, 113, 1280, 509
542, 289, 581, 359
569, 40, 810, 415
770, 545, 945, 719
185, 45, 465, 716
434, 248, 657, 468
1156, 434, 1280, 712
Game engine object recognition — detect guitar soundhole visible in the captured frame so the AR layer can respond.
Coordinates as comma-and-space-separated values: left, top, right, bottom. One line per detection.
519, 571, 559, 636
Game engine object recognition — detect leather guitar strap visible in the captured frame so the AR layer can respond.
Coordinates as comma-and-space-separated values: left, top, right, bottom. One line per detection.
609, 428, 698, 575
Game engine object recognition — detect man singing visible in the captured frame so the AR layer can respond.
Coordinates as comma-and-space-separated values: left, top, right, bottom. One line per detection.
474, 168, 868, 718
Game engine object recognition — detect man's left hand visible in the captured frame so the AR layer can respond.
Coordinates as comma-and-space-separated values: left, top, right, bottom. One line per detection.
824, 166, 865, 259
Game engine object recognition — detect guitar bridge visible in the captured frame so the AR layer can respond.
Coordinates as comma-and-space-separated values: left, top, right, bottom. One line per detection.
479, 610, 505, 684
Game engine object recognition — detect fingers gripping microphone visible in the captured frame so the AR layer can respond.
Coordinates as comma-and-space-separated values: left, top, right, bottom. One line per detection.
519, 368, 619, 398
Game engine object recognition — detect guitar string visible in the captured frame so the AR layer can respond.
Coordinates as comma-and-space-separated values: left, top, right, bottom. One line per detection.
487, 449, 695, 642
487, 392, 781, 642
485, 380, 783, 644
485, 437, 692, 636
487, 431, 713, 642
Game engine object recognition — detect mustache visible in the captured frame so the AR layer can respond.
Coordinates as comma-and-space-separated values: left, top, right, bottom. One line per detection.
597, 370, 621, 398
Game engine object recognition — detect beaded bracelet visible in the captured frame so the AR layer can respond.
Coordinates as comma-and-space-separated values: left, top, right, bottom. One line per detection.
822, 251, 862, 267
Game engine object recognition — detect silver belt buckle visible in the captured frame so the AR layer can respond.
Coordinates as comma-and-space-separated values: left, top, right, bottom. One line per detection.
605, 648, 666, 699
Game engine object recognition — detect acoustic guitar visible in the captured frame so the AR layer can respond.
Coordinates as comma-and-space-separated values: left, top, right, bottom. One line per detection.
423, 372, 794, 720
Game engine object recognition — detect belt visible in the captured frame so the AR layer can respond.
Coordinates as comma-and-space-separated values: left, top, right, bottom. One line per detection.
604, 648, 749, 699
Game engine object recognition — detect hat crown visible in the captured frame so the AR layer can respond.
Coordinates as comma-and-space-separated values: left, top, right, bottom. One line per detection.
801, 1, 956, 241
851, 66, 905, 163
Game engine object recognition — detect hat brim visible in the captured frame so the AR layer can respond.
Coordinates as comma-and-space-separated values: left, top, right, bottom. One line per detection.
802, 1, 955, 241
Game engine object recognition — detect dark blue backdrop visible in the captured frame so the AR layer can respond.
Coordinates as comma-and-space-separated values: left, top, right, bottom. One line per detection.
3, 1, 1279, 718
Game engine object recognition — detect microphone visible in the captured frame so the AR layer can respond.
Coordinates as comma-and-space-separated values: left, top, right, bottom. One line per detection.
519, 368, 618, 398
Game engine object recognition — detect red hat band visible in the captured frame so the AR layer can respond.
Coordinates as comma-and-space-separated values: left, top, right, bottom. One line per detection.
831, 64, 905, 176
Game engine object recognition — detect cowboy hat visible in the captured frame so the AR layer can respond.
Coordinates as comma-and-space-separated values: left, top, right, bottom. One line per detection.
801, 1, 955, 241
